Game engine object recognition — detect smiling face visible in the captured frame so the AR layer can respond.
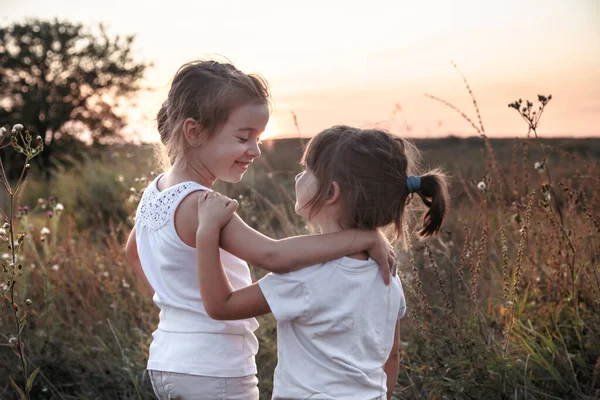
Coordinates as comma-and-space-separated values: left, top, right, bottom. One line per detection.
186, 102, 269, 183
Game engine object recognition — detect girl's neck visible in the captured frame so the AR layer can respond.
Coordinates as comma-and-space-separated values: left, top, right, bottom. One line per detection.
170, 159, 216, 188
316, 218, 369, 261
316, 218, 343, 236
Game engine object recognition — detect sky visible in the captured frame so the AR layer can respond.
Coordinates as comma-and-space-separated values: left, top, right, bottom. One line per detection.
3, 0, 599, 141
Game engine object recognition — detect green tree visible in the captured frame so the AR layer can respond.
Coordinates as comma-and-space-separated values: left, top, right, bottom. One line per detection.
0, 18, 150, 180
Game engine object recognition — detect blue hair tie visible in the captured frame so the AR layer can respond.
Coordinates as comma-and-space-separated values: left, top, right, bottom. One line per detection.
406, 175, 421, 193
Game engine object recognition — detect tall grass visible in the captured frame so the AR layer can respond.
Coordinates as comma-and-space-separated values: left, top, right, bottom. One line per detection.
1, 83, 599, 399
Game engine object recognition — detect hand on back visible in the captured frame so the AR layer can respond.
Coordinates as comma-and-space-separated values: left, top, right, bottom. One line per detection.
367, 230, 397, 285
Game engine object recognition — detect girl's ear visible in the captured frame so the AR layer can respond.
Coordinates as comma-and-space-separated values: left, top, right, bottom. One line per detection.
324, 181, 341, 206
183, 118, 208, 147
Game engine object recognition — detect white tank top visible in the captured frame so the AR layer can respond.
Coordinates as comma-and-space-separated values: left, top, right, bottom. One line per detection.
135, 173, 259, 377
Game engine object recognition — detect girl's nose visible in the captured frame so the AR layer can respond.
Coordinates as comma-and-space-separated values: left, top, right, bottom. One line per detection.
248, 139, 261, 158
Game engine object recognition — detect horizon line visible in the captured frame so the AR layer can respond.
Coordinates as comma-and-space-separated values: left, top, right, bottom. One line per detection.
261, 133, 600, 141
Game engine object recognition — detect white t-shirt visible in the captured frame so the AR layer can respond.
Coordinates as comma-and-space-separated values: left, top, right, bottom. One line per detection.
258, 256, 406, 400
135, 174, 259, 377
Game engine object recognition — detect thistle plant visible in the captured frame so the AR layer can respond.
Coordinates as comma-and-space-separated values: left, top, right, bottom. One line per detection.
508, 96, 563, 218
0, 123, 44, 400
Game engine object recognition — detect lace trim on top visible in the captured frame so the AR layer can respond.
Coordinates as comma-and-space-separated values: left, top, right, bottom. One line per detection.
136, 179, 207, 231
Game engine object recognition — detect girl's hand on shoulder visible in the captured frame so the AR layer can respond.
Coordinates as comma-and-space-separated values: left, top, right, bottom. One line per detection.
197, 191, 238, 234
367, 230, 397, 285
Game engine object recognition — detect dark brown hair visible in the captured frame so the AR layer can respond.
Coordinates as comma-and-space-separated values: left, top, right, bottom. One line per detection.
156, 60, 270, 168
300, 125, 450, 244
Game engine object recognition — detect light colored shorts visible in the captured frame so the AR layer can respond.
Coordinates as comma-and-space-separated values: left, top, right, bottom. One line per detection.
149, 370, 259, 400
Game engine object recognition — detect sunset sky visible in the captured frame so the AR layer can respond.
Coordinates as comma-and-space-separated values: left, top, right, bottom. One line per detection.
3, 0, 599, 141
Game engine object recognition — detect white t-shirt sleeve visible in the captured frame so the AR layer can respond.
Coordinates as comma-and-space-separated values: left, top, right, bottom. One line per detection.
258, 272, 310, 322
396, 275, 407, 319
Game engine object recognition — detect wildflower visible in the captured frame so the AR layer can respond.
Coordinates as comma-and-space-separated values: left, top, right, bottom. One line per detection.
11, 124, 24, 134
534, 161, 544, 173
8, 336, 18, 345
40, 227, 51, 236
51, 264, 60, 271
101, 271, 110, 278
267, 172, 273, 179
0, 126, 7, 139
55, 203, 64, 211
30, 263, 36, 269
22, 205, 30, 214
1, 253, 10, 260
122, 279, 130, 289
477, 181, 487, 191
541, 182, 551, 193
540, 182, 552, 207
47, 211, 53, 218
2, 223, 9, 229
36, 135, 42, 141
117, 174, 125, 183
25, 299, 32, 306
0, 228, 6, 236
0, 283, 7, 291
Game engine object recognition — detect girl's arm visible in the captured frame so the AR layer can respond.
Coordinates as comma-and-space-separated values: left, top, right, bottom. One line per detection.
384, 321, 401, 399
197, 224, 271, 320
220, 211, 394, 283
176, 191, 395, 283
124, 227, 153, 295
196, 192, 271, 320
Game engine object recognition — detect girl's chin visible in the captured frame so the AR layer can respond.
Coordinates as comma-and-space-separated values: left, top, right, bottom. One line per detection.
220, 171, 246, 183
294, 205, 307, 218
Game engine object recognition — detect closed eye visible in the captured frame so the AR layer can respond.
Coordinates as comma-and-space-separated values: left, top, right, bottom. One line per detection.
238, 137, 262, 145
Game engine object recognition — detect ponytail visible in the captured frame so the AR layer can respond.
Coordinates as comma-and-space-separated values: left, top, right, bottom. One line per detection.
414, 168, 450, 237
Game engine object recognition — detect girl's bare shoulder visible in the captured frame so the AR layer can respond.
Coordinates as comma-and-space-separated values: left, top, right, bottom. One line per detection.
174, 189, 207, 247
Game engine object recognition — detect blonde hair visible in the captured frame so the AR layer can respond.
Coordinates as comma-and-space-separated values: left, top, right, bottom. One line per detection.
155, 60, 270, 170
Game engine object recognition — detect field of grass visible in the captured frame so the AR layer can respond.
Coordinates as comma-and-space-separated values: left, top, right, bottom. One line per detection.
1, 117, 599, 398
